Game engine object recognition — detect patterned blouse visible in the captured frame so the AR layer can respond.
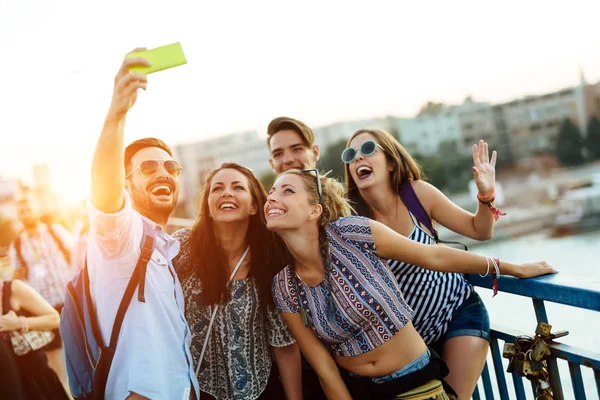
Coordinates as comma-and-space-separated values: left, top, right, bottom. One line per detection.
172, 229, 295, 400
272, 216, 414, 357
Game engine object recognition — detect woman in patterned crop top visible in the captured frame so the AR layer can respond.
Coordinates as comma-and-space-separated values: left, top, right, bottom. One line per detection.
344, 129, 499, 399
267, 169, 555, 399
172, 163, 302, 400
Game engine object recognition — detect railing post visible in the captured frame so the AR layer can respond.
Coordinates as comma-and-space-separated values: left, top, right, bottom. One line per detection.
511, 372, 527, 400
532, 298, 564, 400
594, 369, 600, 399
568, 363, 586, 400
490, 337, 510, 400
481, 363, 494, 400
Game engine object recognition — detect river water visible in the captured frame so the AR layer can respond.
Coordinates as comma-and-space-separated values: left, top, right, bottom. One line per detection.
471, 229, 599, 399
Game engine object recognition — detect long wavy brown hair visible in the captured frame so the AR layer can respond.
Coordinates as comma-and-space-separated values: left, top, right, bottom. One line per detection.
344, 128, 422, 218
189, 163, 290, 307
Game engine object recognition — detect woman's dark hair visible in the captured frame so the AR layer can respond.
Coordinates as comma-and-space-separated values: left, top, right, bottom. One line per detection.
190, 163, 290, 307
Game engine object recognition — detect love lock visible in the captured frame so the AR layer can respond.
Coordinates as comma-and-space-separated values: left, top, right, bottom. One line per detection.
529, 360, 544, 376
538, 380, 551, 390
513, 359, 525, 376
506, 358, 515, 373
503, 343, 516, 359
532, 340, 551, 361
522, 361, 541, 377
548, 330, 569, 340
537, 388, 553, 400
535, 322, 552, 338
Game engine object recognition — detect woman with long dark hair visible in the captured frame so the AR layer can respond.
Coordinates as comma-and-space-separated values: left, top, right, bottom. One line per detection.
267, 169, 554, 399
173, 163, 302, 400
343, 129, 499, 399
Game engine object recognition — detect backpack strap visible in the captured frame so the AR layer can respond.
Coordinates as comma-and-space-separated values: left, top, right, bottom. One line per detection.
82, 260, 104, 353
399, 181, 439, 240
108, 235, 153, 350
399, 181, 469, 251
2, 281, 11, 315
47, 224, 72, 265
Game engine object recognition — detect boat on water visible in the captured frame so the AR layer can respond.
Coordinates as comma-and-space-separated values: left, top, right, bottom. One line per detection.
551, 173, 600, 237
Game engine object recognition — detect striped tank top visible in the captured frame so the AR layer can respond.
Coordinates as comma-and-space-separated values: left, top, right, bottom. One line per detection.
387, 212, 473, 344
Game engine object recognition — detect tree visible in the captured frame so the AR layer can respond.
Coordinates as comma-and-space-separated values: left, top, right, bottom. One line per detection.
417, 101, 445, 117
388, 126, 401, 141
318, 138, 348, 183
414, 140, 473, 194
586, 116, 600, 161
555, 119, 585, 166
259, 171, 277, 190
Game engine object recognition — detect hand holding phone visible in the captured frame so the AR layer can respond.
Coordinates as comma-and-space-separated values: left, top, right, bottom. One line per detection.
125, 42, 187, 75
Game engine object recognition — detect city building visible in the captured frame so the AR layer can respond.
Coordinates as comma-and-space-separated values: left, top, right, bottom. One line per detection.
174, 130, 271, 216
172, 69, 600, 215
312, 116, 398, 149
498, 71, 600, 163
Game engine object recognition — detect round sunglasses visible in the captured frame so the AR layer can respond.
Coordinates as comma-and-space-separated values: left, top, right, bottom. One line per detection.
126, 159, 182, 179
341, 140, 383, 164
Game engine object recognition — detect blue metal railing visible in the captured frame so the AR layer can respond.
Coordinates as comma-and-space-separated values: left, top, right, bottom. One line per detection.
466, 273, 600, 399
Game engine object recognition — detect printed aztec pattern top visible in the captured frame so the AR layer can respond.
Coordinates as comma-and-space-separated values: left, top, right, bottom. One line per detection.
272, 216, 414, 357
173, 229, 295, 400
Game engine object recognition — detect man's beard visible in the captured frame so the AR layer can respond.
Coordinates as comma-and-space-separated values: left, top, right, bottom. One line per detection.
130, 185, 177, 225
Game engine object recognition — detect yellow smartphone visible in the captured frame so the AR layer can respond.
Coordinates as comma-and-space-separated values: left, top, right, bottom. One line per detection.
125, 42, 187, 74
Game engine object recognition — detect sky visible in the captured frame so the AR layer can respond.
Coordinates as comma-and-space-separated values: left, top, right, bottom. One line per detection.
1, 0, 599, 204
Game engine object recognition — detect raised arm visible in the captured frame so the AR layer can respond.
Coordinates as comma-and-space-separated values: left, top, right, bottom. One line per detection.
91, 49, 150, 213
420, 140, 498, 241
282, 313, 352, 400
0, 280, 59, 333
370, 219, 556, 278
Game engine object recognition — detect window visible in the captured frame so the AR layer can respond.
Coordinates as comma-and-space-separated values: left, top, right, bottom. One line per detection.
530, 123, 542, 132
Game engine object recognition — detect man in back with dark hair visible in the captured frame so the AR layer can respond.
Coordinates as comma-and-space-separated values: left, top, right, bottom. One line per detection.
266, 117, 341, 400
267, 116, 320, 174
82, 49, 199, 399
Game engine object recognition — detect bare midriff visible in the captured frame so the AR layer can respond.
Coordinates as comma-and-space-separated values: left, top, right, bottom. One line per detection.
334, 322, 427, 378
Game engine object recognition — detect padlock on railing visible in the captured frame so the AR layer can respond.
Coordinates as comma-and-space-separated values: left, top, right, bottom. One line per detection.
502, 322, 570, 400
535, 322, 553, 337
503, 342, 516, 359
532, 340, 551, 361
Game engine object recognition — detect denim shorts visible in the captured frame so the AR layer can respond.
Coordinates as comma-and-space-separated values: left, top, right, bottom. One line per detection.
371, 349, 431, 383
432, 291, 490, 351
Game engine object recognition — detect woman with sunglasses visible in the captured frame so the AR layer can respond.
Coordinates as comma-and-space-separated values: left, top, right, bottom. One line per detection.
341, 128, 500, 399
266, 169, 554, 399
172, 163, 302, 400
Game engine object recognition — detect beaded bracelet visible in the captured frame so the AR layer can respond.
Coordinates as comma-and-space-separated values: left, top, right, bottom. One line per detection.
477, 191, 507, 222
490, 257, 501, 297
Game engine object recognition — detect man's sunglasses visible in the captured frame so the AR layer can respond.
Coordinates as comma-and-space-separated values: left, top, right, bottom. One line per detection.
126, 159, 182, 179
341, 140, 384, 164
301, 168, 323, 205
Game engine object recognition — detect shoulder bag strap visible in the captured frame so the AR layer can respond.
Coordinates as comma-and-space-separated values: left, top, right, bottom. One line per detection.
195, 246, 250, 376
